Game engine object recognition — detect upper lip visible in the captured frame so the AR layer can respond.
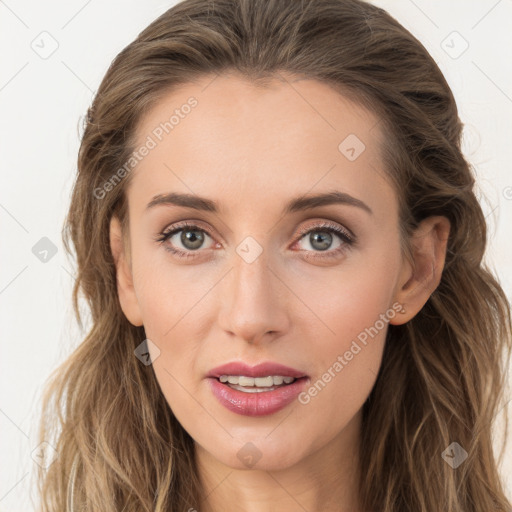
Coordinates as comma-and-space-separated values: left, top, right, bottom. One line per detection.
207, 361, 308, 379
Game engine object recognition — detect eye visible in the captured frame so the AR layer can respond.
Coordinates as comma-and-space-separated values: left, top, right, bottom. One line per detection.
154, 220, 355, 260
154, 222, 216, 259
292, 221, 355, 259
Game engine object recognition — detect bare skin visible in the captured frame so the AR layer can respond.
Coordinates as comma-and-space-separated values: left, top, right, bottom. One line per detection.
109, 72, 450, 512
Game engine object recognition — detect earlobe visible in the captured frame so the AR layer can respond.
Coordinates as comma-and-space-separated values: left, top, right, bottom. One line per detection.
109, 216, 144, 327
390, 215, 450, 325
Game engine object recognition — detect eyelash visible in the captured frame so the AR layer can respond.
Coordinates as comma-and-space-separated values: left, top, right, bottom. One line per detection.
154, 220, 355, 260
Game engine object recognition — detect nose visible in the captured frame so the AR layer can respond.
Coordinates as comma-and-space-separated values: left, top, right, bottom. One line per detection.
217, 249, 290, 345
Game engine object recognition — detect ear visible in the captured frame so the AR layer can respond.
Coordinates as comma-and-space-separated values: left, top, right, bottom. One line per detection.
109, 216, 144, 327
390, 215, 450, 325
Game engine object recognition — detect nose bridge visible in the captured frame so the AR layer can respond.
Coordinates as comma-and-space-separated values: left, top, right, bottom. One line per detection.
218, 239, 288, 342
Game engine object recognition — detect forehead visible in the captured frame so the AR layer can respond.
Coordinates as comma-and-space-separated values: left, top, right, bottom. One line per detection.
128, 73, 393, 217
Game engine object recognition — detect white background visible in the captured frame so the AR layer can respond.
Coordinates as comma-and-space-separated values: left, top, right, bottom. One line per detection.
1, 0, 511, 509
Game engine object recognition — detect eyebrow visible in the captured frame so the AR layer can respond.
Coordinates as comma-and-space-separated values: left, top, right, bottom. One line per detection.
145, 190, 373, 216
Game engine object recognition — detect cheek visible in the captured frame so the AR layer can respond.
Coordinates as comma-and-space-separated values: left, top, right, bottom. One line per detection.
299, 247, 399, 345
295, 252, 398, 417
131, 259, 215, 387
298, 295, 388, 435
131, 247, 210, 337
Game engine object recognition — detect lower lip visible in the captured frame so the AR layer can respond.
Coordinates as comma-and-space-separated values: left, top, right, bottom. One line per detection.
207, 377, 309, 417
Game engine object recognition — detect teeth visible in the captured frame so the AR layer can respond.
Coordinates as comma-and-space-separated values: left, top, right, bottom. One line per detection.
218, 375, 296, 386
228, 384, 276, 393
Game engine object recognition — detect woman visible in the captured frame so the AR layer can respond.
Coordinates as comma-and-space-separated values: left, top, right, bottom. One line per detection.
36, 0, 512, 510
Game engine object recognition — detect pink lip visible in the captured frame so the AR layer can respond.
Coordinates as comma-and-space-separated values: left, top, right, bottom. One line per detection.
206, 361, 309, 417
207, 361, 308, 379
207, 376, 309, 417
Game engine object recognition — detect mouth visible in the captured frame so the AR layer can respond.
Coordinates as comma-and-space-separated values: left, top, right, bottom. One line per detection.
206, 361, 309, 416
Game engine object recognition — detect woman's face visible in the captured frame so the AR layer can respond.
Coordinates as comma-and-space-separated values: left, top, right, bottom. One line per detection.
111, 73, 412, 471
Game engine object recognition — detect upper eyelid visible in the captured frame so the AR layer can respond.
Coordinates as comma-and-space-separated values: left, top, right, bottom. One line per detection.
162, 220, 215, 239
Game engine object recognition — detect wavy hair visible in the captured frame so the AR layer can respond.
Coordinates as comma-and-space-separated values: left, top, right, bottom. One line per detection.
35, 0, 512, 510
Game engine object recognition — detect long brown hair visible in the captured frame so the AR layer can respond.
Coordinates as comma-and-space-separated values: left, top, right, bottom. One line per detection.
35, 0, 512, 510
